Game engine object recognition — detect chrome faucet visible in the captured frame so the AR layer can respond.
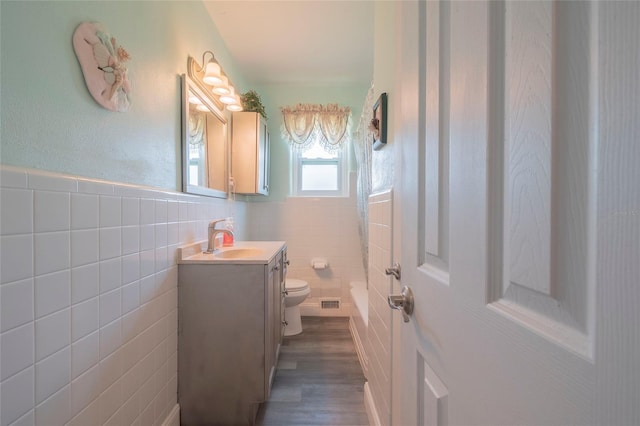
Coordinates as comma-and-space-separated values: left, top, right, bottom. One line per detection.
205, 219, 234, 253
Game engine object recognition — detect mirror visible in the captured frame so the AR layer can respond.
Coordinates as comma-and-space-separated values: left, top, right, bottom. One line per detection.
181, 74, 228, 198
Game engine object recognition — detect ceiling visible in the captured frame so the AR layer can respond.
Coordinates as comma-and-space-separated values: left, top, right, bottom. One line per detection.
203, 1, 375, 86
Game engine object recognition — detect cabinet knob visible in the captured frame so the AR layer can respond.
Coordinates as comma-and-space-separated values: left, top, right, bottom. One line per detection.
282, 290, 288, 296
282, 320, 288, 326
273, 265, 280, 271
284, 260, 290, 266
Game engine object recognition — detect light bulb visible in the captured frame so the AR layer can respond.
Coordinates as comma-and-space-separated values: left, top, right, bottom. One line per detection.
202, 62, 222, 86
188, 95, 203, 105
219, 87, 237, 104
226, 94, 243, 111
212, 76, 230, 95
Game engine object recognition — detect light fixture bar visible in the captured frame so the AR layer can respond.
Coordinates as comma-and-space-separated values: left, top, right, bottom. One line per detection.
188, 52, 242, 112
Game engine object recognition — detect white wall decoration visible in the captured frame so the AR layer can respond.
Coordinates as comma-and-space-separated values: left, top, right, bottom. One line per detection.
73, 22, 131, 112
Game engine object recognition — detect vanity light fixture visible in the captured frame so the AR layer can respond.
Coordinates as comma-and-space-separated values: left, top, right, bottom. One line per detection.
187, 51, 242, 113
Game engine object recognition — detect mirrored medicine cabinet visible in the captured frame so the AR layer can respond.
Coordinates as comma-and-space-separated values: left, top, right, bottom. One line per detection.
181, 74, 228, 198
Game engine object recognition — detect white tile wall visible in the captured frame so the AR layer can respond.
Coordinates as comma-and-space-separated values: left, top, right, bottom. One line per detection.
246, 173, 367, 316
1, 323, 34, 381
35, 347, 70, 405
71, 229, 99, 268
1, 234, 33, 284
367, 189, 393, 425
1, 367, 35, 425
0, 165, 245, 426
35, 271, 70, 319
71, 264, 99, 305
71, 332, 99, 379
1, 279, 34, 332
1, 189, 33, 234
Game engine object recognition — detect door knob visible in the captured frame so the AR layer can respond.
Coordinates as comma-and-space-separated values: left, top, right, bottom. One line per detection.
388, 286, 414, 323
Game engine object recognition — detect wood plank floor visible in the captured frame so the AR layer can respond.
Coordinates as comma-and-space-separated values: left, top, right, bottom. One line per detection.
256, 317, 369, 426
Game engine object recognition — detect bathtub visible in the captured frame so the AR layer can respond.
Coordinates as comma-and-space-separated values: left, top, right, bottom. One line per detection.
349, 281, 369, 377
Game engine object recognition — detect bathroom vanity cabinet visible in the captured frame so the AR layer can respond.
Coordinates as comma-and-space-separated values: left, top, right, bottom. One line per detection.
231, 111, 270, 195
177, 242, 286, 425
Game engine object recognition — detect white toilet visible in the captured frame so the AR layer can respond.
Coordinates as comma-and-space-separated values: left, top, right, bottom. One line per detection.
284, 279, 310, 336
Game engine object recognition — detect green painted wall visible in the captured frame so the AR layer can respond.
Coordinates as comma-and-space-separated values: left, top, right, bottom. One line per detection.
0, 0, 247, 190
372, 0, 396, 193
252, 83, 370, 202
1, 1, 373, 198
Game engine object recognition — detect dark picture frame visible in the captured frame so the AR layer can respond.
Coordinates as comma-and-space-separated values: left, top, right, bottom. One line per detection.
371, 92, 388, 150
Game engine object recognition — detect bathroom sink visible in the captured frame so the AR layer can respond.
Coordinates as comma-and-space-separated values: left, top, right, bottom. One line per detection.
178, 240, 286, 265
213, 248, 264, 259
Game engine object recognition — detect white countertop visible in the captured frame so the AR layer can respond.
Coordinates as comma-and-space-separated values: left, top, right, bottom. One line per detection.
177, 240, 286, 265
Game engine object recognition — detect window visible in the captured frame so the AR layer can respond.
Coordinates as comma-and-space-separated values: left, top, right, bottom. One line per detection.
291, 141, 348, 197
281, 103, 351, 197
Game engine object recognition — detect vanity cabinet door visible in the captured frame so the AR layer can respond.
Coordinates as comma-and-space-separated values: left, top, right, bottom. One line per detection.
265, 257, 276, 396
266, 249, 285, 396
266, 249, 285, 394
231, 111, 270, 195
278, 250, 287, 347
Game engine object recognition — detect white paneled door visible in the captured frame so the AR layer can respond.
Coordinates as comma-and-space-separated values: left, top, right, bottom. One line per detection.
393, 1, 639, 425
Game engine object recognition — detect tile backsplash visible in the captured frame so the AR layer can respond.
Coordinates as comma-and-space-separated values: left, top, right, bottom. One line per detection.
0, 165, 245, 426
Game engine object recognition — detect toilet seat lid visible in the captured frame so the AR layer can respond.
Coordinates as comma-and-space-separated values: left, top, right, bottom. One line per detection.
286, 279, 308, 291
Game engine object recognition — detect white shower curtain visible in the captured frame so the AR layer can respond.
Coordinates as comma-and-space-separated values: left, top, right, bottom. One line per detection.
354, 84, 375, 283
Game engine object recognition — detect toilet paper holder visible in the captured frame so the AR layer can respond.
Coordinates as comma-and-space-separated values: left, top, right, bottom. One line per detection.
311, 258, 329, 270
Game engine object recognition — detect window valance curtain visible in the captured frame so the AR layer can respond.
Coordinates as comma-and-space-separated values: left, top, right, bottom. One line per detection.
281, 103, 352, 153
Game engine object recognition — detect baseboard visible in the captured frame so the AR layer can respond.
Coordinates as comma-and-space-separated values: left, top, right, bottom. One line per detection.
349, 317, 368, 378
364, 382, 381, 426
161, 404, 180, 426
299, 301, 352, 317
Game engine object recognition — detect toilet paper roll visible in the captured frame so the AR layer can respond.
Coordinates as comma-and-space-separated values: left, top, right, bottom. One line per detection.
311, 258, 329, 270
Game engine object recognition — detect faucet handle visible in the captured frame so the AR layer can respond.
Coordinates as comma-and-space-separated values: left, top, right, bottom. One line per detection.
208, 219, 226, 229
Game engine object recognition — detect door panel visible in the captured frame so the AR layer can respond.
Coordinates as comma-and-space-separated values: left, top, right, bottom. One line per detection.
423, 0, 450, 269
504, 1, 554, 296
488, 0, 594, 358
419, 359, 448, 426
394, 1, 639, 425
